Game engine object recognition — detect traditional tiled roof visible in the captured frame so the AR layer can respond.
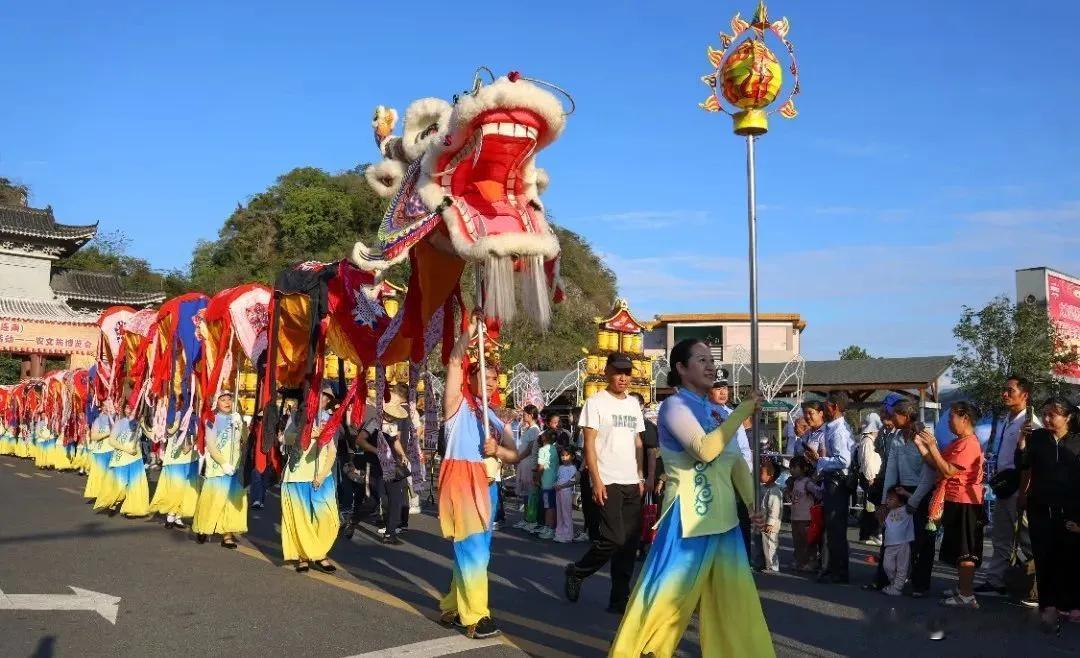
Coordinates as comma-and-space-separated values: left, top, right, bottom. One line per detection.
650, 312, 807, 331
597, 298, 647, 332
0, 205, 98, 240
773, 356, 954, 390
51, 270, 165, 306
0, 296, 97, 323
0, 205, 98, 257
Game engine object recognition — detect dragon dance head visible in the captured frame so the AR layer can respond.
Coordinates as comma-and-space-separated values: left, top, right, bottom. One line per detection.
357, 70, 568, 326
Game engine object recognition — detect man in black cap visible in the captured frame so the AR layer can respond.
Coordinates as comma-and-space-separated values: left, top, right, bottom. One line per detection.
565, 353, 646, 614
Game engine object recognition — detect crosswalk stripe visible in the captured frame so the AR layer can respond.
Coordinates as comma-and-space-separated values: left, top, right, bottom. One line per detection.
59, 487, 83, 495
342, 635, 504, 658
34, 473, 51, 478
16, 472, 31, 479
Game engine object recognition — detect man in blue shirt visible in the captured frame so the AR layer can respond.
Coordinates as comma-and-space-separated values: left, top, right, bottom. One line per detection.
811, 391, 854, 584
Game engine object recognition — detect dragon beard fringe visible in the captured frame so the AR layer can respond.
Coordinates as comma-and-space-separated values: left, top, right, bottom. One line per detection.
481, 255, 552, 331
518, 255, 551, 330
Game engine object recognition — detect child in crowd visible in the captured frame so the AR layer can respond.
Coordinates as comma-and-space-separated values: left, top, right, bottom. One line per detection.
533, 426, 559, 540
755, 460, 783, 573
553, 446, 579, 543
785, 455, 821, 572
881, 487, 915, 596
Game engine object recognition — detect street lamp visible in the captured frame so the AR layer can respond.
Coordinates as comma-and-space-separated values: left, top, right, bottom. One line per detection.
699, 0, 800, 527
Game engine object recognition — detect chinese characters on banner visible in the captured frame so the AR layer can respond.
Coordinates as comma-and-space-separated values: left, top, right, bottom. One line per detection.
0, 319, 99, 357
1047, 271, 1080, 384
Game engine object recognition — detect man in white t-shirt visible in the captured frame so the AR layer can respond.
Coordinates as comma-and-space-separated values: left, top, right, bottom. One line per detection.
564, 353, 645, 614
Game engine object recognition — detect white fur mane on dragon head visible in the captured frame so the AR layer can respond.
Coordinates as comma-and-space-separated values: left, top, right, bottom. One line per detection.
353, 70, 566, 330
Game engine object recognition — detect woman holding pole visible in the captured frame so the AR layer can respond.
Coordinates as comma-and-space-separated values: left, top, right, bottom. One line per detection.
609, 338, 771, 658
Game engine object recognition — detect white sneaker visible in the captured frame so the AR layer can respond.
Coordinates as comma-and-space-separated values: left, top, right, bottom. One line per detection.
252, 501, 264, 509
537, 528, 555, 540
864, 536, 882, 546
882, 586, 903, 597
529, 525, 546, 535
573, 531, 590, 543
377, 527, 388, 535
940, 594, 979, 609
513, 520, 530, 530
173, 518, 186, 528
409, 505, 420, 514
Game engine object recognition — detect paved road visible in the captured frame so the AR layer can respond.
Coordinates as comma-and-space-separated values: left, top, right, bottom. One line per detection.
1, 455, 1076, 657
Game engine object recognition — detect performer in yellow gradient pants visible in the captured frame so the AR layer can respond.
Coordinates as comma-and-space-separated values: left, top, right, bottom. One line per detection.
280, 410, 339, 572
609, 340, 773, 658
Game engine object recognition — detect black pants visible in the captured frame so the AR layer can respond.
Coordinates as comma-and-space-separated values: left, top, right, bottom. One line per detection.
571, 483, 642, 606
737, 498, 752, 561
337, 466, 369, 523
1029, 503, 1080, 612
823, 477, 851, 578
580, 471, 601, 541
493, 484, 505, 525
381, 478, 408, 533
909, 496, 936, 593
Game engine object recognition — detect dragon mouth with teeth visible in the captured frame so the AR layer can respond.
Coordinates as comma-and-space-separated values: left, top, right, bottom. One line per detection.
433, 108, 549, 253
355, 74, 566, 342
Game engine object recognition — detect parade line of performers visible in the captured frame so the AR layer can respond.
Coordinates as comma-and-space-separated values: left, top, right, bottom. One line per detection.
0, 331, 777, 656
0, 385, 422, 571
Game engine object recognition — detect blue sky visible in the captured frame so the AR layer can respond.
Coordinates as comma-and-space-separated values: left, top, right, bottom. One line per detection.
3, 1, 1079, 359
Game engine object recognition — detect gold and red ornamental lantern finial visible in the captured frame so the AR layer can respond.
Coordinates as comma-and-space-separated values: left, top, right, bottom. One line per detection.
700, 0, 800, 136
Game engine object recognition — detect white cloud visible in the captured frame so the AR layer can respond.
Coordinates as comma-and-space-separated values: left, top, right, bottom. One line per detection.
601, 226, 1080, 358
961, 201, 1080, 227
572, 210, 711, 228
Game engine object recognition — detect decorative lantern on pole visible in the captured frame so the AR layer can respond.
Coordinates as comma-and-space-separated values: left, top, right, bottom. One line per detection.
583, 299, 653, 403
699, 0, 800, 515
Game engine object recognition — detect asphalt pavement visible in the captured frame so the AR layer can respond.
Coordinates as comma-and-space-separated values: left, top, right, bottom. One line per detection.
1, 455, 1076, 658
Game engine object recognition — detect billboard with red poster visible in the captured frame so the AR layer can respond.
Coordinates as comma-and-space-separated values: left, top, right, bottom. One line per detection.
1016, 267, 1080, 384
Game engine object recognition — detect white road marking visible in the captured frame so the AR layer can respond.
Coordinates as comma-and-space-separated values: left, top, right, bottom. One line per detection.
16, 473, 30, 479
2, 462, 14, 467
34, 473, 51, 478
342, 635, 504, 658
522, 577, 560, 600
59, 487, 83, 495
0, 585, 121, 624
373, 558, 441, 599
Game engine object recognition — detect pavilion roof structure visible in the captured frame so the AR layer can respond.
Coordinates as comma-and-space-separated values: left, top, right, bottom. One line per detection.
51, 270, 165, 307
0, 204, 98, 258
596, 298, 648, 333
0, 296, 97, 324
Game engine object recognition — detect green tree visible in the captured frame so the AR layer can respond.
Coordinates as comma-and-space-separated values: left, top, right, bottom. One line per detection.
952, 295, 1077, 415
0, 354, 20, 385
839, 345, 872, 360
56, 229, 182, 294
0, 177, 29, 206
189, 166, 390, 292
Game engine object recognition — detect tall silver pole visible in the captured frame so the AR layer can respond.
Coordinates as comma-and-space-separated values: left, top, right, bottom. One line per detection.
474, 267, 490, 441
746, 134, 761, 523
